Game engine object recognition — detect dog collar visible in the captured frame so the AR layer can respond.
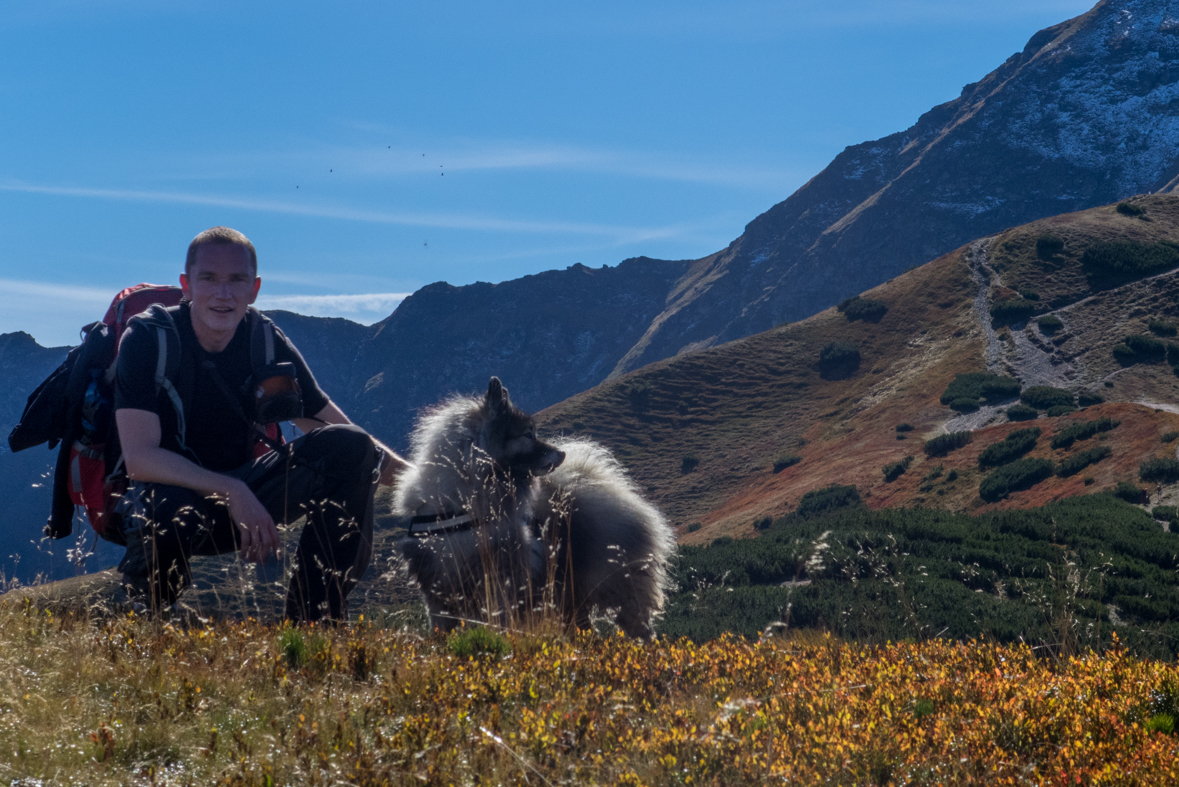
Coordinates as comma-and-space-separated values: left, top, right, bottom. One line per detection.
408, 511, 478, 537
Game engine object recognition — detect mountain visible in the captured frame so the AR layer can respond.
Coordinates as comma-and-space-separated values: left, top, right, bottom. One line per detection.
346, 258, 689, 443
611, 0, 1179, 375
538, 195, 1179, 541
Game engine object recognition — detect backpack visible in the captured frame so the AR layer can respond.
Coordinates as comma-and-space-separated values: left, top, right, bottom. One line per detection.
7, 284, 287, 545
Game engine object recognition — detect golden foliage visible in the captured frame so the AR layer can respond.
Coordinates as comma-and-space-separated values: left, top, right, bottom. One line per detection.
3, 602, 1179, 785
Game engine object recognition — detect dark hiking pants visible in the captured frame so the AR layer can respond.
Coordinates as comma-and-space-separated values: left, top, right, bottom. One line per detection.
116, 424, 378, 622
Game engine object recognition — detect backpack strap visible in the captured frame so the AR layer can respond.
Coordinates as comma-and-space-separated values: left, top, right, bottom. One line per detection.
134, 305, 193, 459
249, 306, 278, 366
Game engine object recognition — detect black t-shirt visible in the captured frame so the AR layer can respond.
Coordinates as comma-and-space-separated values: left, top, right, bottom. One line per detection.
115, 303, 330, 472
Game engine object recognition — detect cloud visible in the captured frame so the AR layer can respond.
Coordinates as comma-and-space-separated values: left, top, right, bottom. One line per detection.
255, 292, 410, 322
0, 277, 113, 306
0, 181, 678, 244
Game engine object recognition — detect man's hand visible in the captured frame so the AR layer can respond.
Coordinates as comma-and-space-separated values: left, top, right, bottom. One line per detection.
227, 480, 281, 563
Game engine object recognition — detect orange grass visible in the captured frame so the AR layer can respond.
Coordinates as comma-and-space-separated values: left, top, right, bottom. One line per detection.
3, 602, 1179, 785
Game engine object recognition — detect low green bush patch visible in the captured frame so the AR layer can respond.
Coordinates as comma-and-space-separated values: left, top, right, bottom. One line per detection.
1078, 391, 1105, 407
1021, 386, 1074, 411
1036, 234, 1064, 259
979, 427, 1041, 469
883, 456, 914, 482
896, 423, 914, 433
773, 454, 801, 473
682, 454, 700, 474
1006, 403, 1040, 422
1149, 318, 1178, 337
819, 341, 861, 379
1051, 417, 1119, 450
1047, 404, 1078, 418
1114, 481, 1146, 503
1163, 432, 1179, 444
990, 297, 1037, 326
449, 626, 512, 659
1141, 458, 1179, 484
1037, 314, 1063, 333
1058, 446, 1112, 477
1082, 240, 1179, 282
924, 431, 973, 458
1153, 506, 1178, 525
1116, 201, 1147, 218
979, 458, 1054, 502
837, 296, 888, 323
941, 373, 1020, 410
795, 484, 863, 518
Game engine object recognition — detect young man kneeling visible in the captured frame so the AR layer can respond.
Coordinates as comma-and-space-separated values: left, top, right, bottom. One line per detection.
114, 226, 408, 622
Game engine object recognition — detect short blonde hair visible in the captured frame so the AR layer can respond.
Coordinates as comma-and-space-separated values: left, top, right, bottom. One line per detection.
186, 226, 257, 276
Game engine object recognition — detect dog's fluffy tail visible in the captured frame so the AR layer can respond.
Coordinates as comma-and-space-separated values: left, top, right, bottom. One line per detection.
537, 438, 676, 638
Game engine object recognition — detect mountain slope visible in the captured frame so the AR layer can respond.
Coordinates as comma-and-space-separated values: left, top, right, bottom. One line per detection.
612, 0, 1179, 375
538, 195, 1179, 542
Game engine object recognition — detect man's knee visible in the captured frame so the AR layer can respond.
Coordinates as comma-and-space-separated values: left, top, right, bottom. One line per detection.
297, 423, 377, 477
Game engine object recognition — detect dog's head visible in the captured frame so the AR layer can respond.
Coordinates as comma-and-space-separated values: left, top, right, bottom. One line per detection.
480, 377, 565, 480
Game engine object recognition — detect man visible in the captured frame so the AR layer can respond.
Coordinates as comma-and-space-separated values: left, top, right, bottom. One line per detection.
114, 226, 409, 622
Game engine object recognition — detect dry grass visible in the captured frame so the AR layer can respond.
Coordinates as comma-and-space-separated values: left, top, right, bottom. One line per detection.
5, 604, 1179, 785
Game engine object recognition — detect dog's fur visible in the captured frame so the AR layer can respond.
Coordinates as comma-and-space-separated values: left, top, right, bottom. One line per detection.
394, 378, 675, 638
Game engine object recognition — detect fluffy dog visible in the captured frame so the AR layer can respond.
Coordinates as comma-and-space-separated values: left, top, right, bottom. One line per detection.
394, 377, 675, 638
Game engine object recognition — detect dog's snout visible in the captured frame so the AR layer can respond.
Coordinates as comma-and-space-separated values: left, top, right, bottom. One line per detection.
550, 449, 566, 470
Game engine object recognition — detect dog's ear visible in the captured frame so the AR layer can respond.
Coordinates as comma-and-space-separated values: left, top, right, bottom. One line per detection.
486, 377, 510, 412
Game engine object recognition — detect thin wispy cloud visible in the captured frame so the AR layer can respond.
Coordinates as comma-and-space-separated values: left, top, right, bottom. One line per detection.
255, 292, 410, 322
0, 181, 680, 244
0, 278, 113, 305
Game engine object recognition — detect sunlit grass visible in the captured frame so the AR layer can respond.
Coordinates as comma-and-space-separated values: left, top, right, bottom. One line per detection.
3, 600, 1179, 785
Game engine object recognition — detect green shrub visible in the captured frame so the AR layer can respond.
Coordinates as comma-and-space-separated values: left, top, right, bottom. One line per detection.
1140, 458, 1179, 483
1018, 288, 1040, 302
1149, 318, 1178, 337
837, 296, 888, 323
1116, 201, 1147, 218
924, 431, 973, 457
1112, 344, 1138, 366
1147, 714, 1176, 735
1082, 240, 1179, 280
1114, 480, 1146, 503
681, 454, 699, 473
1021, 386, 1074, 410
979, 458, 1054, 502
686, 522, 702, 533
1077, 391, 1104, 407
1051, 417, 1119, 449
883, 456, 914, 482
940, 373, 1020, 409
711, 536, 734, 547
896, 423, 915, 433
1083, 476, 1095, 486
1047, 404, 1077, 418
978, 427, 1041, 469
818, 341, 861, 379
1036, 234, 1064, 259
448, 626, 511, 659
773, 454, 801, 473
923, 464, 944, 482
1163, 432, 1179, 444
1126, 334, 1168, 361
1152, 506, 1178, 525
950, 397, 980, 413
1057, 446, 1112, 477
990, 297, 1037, 325
945, 469, 959, 482
796, 484, 862, 518
1036, 314, 1063, 333
754, 516, 773, 531
1006, 403, 1040, 422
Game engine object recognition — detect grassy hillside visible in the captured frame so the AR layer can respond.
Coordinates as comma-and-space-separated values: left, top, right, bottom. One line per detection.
538, 195, 1179, 542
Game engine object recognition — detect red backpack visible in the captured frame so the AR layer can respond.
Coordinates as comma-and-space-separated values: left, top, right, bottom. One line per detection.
9, 284, 283, 543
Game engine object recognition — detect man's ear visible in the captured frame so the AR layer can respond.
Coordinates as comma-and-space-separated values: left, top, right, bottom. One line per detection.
486, 377, 508, 411
179, 272, 191, 301
249, 276, 261, 304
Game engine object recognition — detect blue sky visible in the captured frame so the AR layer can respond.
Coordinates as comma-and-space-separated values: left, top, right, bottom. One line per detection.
1, 0, 1095, 347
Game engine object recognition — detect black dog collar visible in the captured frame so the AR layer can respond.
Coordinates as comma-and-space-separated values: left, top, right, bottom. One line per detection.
408, 511, 478, 537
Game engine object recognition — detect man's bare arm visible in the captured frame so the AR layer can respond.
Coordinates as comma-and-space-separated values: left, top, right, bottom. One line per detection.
115, 408, 280, 562
294, 400, 412, 486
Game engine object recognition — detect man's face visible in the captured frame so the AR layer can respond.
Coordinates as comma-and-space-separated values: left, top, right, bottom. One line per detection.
180, 244, 260, 338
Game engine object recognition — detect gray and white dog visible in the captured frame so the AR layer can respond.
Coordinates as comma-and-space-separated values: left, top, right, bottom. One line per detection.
394, 377, 675, 638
